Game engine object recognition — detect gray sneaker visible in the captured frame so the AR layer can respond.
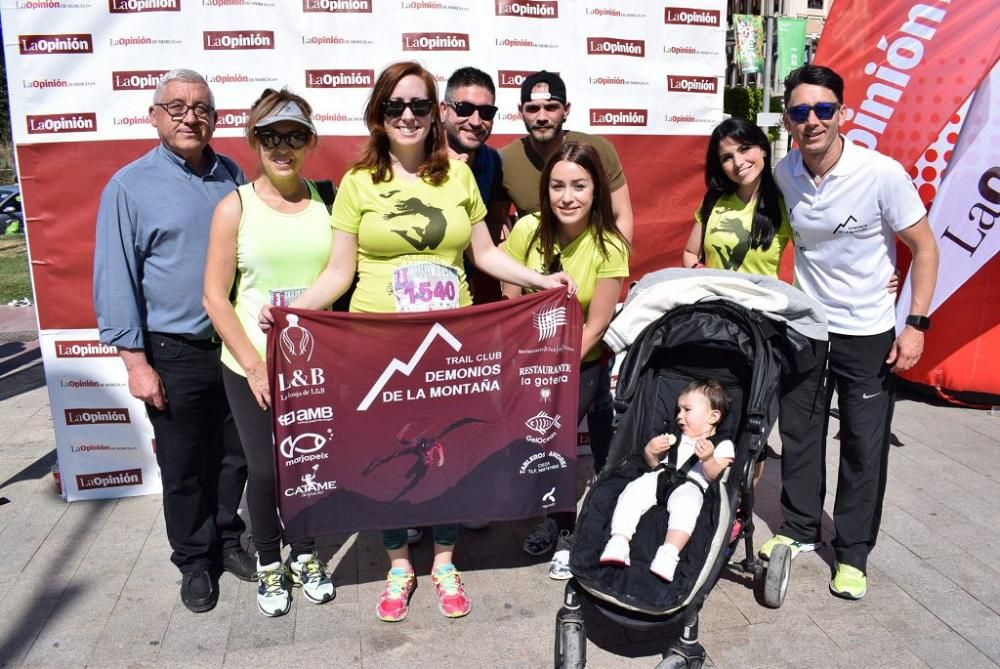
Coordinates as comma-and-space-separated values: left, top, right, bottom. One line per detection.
523, 518, 558, 556
549, 530, 574, 580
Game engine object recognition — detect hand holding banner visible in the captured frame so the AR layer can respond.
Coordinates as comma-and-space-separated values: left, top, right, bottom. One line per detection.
268, 288, 584, 540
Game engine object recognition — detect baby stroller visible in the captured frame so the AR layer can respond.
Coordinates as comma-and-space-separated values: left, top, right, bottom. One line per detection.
556, 268, 828, 669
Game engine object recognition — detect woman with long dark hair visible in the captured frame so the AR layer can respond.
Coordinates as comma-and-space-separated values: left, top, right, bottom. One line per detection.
502, 141, 630, 579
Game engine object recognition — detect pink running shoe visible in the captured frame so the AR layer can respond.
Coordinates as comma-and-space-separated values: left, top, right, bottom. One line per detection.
431, 564, 471, 618
376, 567, 416, 622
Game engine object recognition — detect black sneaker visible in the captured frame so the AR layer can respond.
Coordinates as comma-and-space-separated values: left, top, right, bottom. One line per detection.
222, 548, 256, 582
181, 570, 218, 613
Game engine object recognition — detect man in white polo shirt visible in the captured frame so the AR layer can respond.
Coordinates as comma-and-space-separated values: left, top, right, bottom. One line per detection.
759, 65, 939, 600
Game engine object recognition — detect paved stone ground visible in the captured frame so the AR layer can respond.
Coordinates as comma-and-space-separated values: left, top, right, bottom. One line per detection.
1, 305, 999, 668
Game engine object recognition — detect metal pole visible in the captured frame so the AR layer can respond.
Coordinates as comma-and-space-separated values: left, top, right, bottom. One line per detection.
762, 0, 775, 116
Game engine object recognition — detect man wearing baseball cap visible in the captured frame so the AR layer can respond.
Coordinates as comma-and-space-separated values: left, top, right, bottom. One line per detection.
500, 70, 633, 240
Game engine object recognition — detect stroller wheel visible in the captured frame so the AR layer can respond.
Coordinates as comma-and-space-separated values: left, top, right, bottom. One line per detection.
654, 647, 705, 669
554, 611, 586, 669
756, 543, 792, 608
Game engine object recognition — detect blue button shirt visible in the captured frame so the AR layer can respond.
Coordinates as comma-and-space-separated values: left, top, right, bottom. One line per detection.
93, 144, 246, 350
470, 143, 502, 205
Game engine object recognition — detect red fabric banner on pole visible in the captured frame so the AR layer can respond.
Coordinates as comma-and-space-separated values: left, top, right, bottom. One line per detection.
268, 288, 583, 540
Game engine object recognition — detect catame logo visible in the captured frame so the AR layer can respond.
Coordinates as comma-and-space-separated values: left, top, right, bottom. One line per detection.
76, 468, 143, 490
27, 113, 97, 134
305, 69, 374, 88
495, 0, 558, 18
19, 34, 93, 55
215, 109, 250, 129
111, 70, 168, 91
590, 108, 648, 126
402, 32, 469, 51
204, 31, 274, 50
667, 74, 718, 94
587, 36, 644, 57
109, 0, 180, 12
65, 408, 131, 425
664, 7, 721, 26
303, 0, 371, 11
55, 340, 118, 358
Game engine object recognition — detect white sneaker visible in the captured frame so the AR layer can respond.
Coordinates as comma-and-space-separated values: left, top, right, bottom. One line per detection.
649, 545, 679, 582
287, 552, 335, 604
549, 530, 574, 580
406, 528, 423, 545
256, 561, 291, 617
599, 535, 631, 566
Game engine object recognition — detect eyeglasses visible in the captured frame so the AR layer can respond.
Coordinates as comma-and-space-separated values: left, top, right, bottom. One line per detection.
785, 102, 840, 123
522, 102, 564, 114
446, 101, 498, 121
153, 101, 215, 120
382, 98, 434, 118
546, 252, 562, 275
254, 128, 312, 150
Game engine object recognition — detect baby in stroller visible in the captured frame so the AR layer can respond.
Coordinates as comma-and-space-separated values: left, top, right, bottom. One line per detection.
599, 380, 734, 582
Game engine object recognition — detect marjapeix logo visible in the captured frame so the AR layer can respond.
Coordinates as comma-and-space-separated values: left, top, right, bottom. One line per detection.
590, 108, 648, 126
587, 37, 644, 57
109, 0, 180, 11
495, 0, 558, 18
27, 113, 98, 134
664, 7, 721, 26
204, 31, 274, 50
498, 70, 556, 89
667, 75, 718, 94
303, 0, 371, 11
19, 34, 93, 55
65, 408, 131, 425
215, 109, 251, 129
55, 340, 118, 358
76, 468, 143, 490
305, 69, 375, 88
112, 70, 168, 91
402, 32, 469, 51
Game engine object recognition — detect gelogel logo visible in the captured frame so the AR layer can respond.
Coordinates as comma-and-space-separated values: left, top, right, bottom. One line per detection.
27, 113, 97, 134
18, 34, 93, 55
55, 340, 118, 358
495, 0, 558, 18
401, 32, 469, 51
305, 69, 375, 88
203, 31, 274, 50
586, 37, 645, 58
667, 74, 718, 94
109, 0, 180, 12
302, 0, 372, 11
65, 408, 131, 425
590, 109, 648, 126
215, 109, 250, 129
76, 468, 143, 490
111, 70, 168, 91
664, 7, 721, 27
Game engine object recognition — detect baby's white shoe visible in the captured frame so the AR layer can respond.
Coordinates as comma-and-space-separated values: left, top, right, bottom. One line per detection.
599, 535, 631, 566
650, 545, 680, 582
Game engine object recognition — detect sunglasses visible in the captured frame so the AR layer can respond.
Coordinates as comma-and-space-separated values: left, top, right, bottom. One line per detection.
382, 98, 434, 118
522, 102, 564, 114
255, 128, 312, 150
446, 101, 498, 121
786, 102, 840, 123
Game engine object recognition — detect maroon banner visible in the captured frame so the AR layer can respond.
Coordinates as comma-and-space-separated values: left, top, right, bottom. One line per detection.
268, 288, 584, 539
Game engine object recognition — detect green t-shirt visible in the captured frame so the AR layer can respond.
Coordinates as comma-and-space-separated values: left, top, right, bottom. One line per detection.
500, 130, 626, 217
332, 159, 488, 313
504, 213, 629, 361
222, 181, 333, 376
695, 192, 792, 278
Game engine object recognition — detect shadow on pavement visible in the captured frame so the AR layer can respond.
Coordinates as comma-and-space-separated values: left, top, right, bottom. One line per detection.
0, 449, 57, 493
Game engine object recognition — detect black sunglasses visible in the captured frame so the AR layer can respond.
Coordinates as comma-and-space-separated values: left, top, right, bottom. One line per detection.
382, 98, 434, 118
786, 102, 840, 123
254, 128, 312, 150
446, 101, 498, 121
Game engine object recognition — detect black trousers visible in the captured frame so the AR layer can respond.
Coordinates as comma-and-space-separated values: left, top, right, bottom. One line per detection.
777, 329, 895, 572
222, 365, 314, 565
145, 333, 248, 573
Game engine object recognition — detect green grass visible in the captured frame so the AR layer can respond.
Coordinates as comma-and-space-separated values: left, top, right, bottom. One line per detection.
0, 234, 33, 303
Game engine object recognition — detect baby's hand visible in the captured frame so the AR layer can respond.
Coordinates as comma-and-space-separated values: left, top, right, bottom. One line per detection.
643, 433, 677, 467
694, 437, 716, 462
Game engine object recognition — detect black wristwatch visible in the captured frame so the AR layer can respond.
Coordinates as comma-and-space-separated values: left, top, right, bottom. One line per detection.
905, 314, 931, 332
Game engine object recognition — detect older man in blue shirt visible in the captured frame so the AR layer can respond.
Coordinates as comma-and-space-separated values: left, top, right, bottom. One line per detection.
93, 69, 253, 613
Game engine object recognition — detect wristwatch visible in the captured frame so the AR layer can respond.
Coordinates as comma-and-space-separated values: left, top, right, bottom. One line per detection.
905, 314, 931, 332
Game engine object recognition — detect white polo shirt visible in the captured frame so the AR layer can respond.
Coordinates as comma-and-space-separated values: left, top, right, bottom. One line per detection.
774, 138, 926, 336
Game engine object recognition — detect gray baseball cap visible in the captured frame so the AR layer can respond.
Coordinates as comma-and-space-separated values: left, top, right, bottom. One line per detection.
254, 100, 317, 133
